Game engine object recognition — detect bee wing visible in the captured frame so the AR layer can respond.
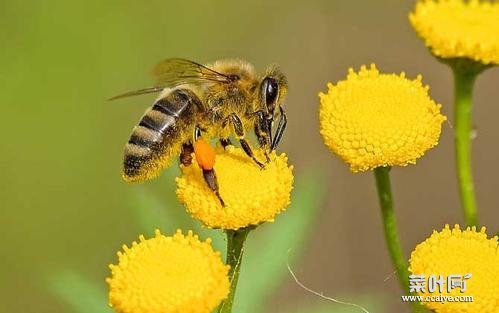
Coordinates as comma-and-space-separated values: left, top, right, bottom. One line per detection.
109, 58, 231, 101
153, 58, 232, 85
108, 86, 166, 101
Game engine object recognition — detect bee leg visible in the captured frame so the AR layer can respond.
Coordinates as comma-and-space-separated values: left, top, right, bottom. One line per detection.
180, 142, 194, 166
220, 138, 232, 149
193, 127, 225, 207
240, 139, 264, 169
228, 113, 265, 169
203, 169, 225, 207
253, 110, 272, 162
271, 106, 287, 151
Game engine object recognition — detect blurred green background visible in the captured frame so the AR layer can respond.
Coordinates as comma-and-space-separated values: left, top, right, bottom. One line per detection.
1, 1, 498, 312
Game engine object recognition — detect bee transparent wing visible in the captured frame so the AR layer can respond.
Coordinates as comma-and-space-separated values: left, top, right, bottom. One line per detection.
153, 58, 232, 85
108, 86, 166, 101
109, 59, 231, 101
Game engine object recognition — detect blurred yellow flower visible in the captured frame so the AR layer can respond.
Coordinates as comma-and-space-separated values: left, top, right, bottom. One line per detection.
319, 64, 446, 172
410, 0, 499, 64
107, 229, 229, 313
409, 224, 499, 312
176, 146, 293, 230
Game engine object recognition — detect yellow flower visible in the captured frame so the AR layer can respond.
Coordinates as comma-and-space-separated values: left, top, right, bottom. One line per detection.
176, 146, 293, 230
409, 224, 499, 312
319, 64, 446, 172
410, 0, 499, 65
107, 229, 230, 313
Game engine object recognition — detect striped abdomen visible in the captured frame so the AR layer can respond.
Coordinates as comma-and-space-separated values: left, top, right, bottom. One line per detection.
123, 88, 203, 182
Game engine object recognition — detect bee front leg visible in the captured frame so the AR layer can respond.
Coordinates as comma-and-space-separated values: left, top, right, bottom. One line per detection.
253, 110, 271, 148
271, 106, 287, 151
228, 113, 265, 169
253, 110, 272, 162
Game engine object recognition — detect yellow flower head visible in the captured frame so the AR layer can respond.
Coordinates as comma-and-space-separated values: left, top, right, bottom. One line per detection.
176, 146, 293, 230
410, 0, 499, 65
319, 64, 446, 172
409, 224, 499, 312
107, 229, 230, 313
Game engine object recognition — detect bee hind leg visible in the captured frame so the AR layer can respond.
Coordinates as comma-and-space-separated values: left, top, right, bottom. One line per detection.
180, 142, 194, 166
202, 169, 225, 207
193, 126, 225, 207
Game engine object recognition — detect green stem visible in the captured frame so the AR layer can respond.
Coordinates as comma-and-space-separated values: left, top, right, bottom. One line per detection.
218, 227, 251, 313
453, 66, 479, 226
374, 167, 425, 313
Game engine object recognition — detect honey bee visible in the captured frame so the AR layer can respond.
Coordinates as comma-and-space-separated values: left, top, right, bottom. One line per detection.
111, 58, 288, 205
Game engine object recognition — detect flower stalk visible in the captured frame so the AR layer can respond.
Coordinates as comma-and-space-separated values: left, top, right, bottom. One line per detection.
444, 58, 491, 226
449, 58, 491, 227
374, 167, 425, 313
218, 227, 252, 313
453, 66, 478, 227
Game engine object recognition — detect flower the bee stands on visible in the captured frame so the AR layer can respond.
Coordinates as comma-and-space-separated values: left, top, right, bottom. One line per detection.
177, 145, 293, 230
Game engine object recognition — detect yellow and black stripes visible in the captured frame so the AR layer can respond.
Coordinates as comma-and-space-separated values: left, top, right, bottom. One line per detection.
123, 89, 203, 182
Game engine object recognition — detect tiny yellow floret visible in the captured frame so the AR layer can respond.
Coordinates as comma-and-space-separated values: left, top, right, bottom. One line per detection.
107, 229, 230, 313
409, 224, 499, 312
319, 64, 446, 172
176, 146, 294, 230
410, 0, 499, 64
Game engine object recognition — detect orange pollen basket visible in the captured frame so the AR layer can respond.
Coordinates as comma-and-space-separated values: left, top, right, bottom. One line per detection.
193, 138, 216, 170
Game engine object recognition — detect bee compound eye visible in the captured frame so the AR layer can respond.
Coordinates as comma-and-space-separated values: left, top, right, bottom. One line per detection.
263, 77, 278, 106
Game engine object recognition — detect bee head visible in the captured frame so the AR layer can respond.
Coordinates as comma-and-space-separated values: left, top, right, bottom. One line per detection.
260, 67, 287, 118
